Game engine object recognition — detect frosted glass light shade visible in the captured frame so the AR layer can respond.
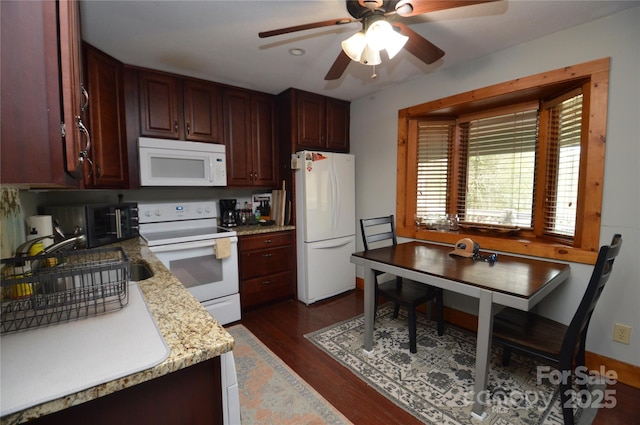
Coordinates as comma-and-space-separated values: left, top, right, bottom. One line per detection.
385, 29, 408, 59
359, 45, 381, 65
341, 32, 367, 62
365, 19, 392, 51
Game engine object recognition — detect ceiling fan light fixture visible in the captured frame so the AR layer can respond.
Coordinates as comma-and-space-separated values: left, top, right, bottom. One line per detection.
365, 19, 392, 51
359, 44, 381, 66
341, 31, 367, 61
384, 29, 408, 59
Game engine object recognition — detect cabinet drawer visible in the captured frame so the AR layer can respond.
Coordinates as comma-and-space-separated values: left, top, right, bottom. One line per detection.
241, 270, 293, 310
240, 245, 293, 279
239, 231, 294, 252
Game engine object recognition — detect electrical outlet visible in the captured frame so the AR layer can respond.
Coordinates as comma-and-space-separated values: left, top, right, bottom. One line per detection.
613, 323, 632, 345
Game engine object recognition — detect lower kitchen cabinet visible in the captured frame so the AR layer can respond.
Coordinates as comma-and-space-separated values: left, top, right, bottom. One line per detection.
27, 357, 222, 425
239, 230, 295, 310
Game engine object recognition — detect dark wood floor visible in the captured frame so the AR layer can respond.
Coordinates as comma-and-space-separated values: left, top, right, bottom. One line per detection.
239, 290, 639, 425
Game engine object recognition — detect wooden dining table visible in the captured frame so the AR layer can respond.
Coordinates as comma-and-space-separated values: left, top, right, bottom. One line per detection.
351, 241, 570, 420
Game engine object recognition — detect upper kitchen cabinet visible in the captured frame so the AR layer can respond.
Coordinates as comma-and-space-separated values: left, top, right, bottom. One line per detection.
223, 88, 278, 188
1, 0, 85, 188
138, 69, 223, 144
83, 44, 129, 188
277, 88, 350, 153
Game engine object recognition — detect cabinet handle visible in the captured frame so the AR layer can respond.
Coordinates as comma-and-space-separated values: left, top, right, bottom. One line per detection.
186, 122, 191, 134
80, 86, 89, 112
262, 253, 273, 257
77, 117, 91, 153
87, 162, 102, 180
174, 120, 178, 132
263, 239, 272, 244
72, 117, 94, 180
261, 280, 272, 285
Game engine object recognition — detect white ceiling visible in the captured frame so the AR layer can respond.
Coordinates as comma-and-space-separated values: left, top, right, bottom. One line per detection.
80, 0, 638, 101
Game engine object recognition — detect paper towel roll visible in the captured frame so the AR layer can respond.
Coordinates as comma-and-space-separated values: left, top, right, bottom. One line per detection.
27, 215, 54, 248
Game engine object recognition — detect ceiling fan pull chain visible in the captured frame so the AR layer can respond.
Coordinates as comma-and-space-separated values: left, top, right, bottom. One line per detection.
371, 64, 377, 80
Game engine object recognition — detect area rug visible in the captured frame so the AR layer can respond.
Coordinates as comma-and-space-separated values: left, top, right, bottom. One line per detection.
227, 325, 353, 425
306, 305, 602, 425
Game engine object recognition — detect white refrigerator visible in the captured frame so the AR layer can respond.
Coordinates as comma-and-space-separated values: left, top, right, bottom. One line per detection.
295, 151, 356, 304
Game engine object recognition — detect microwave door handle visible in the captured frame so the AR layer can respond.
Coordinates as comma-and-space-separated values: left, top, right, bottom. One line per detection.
209, 156, 214, 182
115, 208, 122, 239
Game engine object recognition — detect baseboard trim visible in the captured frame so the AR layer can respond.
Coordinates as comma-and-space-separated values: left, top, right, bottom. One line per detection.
355, 278, 639, 388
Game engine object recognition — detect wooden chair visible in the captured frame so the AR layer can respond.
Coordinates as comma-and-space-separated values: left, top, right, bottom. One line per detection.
360, 215, 444, 353
492, 234, 622, 425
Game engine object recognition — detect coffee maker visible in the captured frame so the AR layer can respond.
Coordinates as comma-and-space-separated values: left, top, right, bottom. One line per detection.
219, 199, 237, 227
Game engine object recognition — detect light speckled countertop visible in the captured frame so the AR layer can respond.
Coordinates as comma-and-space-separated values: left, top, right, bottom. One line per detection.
229, 224, 296, 236
1, 238, 235, 425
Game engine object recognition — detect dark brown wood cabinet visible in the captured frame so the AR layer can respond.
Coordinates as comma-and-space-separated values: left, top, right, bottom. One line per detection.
1, 0, 84, 188
28, 357, 222, 425
239, 231, 295, 310
83, 44, 129, 188
138, 70, 223, 143
325, 97, 351, 152
183, 79, 223, 143
277, 88, 350, 153
223, 88, 278, 188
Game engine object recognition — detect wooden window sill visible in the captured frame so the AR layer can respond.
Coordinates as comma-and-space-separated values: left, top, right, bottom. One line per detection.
397, 227, 598, 265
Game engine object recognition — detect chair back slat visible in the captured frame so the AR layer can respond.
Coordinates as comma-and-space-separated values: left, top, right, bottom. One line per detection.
360, 215, 397, 251
563, 234, 622, 357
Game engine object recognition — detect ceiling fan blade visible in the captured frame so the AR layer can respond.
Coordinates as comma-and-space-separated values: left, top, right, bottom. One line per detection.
394, 22, 444, 65
325, 51, 352, 80
259, 17, 358, 38
395, 0, 497, 17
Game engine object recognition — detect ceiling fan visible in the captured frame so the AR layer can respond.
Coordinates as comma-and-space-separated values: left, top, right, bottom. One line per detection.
259, 0, 496, 80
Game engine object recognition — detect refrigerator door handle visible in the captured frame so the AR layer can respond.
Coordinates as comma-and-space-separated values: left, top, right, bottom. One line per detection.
330, 161, 340, 231
308, 237, 354, 250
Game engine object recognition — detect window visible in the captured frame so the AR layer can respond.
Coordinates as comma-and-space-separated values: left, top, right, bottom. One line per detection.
397, 59, 610, 264
416, 121, 453, 218
543, 92, 583, 238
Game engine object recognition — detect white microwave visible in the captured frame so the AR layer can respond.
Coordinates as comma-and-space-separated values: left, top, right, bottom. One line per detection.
138, 137, 227, 187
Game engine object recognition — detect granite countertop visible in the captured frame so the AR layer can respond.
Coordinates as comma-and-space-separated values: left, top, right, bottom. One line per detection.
2, 238, 235, 425
230, 224, 295, 236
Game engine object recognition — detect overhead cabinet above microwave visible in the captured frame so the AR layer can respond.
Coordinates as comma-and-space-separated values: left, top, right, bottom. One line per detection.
138, 137, 227, 187
138, 70, 223, 144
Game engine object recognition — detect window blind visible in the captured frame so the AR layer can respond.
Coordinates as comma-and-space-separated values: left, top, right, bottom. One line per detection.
544, 94, 583, 238
459, 110, 538, 227
416, 121, 454, 218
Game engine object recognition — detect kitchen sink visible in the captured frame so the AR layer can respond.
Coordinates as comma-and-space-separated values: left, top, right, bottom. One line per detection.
130, 262, 154, 281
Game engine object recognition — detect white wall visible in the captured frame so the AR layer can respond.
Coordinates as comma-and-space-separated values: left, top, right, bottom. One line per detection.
350, 7, 640, 367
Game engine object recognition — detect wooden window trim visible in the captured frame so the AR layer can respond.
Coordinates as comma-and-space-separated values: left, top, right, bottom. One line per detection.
396, 58, 610, 265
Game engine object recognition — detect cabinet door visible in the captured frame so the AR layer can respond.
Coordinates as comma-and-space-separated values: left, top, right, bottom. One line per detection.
0, 0, 77, 187
138, 71, 180, 139
251, 93, 278, 187
296, 91, 325, 149
84, 44, 129, 188
59, 0, 85, 177
183, 79, 223, 144
223, 88, 253, 186
325, 98, 350, 152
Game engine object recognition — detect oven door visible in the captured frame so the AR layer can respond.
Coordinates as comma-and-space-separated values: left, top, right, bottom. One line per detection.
148, 237, 238, 302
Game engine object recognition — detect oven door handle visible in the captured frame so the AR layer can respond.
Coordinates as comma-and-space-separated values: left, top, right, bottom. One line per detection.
149, 238, 236, 253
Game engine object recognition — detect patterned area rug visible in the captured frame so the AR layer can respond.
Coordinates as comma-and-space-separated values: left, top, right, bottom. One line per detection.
306, 305, 601, 425
227, 325, 353, 425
